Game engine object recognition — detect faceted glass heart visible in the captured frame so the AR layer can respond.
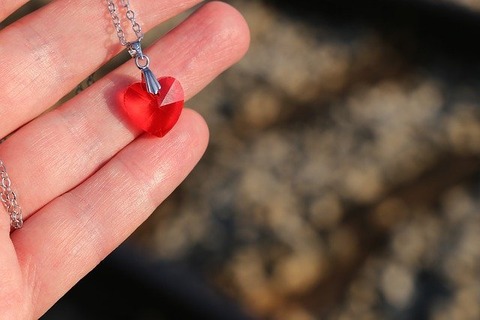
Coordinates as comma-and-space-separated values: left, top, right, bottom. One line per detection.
123, 76, 184, 137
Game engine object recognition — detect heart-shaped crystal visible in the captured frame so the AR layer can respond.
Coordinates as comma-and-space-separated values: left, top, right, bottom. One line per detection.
123, 76, 184, 137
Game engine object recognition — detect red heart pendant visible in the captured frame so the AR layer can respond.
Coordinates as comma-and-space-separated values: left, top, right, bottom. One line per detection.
122, 76, 184, 137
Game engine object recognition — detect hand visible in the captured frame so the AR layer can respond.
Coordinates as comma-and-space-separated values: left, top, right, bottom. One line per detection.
0, 0, 249, 318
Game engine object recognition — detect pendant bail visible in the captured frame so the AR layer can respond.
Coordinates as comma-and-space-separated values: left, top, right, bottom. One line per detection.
127, 41, 161, 95
141, 67, 161, 95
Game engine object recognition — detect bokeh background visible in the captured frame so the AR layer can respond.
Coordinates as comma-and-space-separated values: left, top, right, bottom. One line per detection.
5, 0, 480, 319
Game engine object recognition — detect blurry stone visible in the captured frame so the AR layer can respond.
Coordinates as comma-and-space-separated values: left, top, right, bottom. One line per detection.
151, 204, 210, 260
348, 278, 378, 310
392, 212, 442, 267
441, 186, 476, 224
237, 88, 282, 129
340, 165, 384, 203
309, 193, 344, 230
273, 249, 328, 295
446, 103, 480, 155
228, 248, 279, 315
328, 226, 359, 265
370, 197, 409, 231
380, 263, 414, 308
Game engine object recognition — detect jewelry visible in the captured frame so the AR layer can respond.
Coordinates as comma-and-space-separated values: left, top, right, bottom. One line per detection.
106, 0, 184, 137
0, 161, 23, 230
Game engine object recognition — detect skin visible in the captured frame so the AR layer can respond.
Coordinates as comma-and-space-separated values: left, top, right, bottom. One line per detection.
0, 0, 250, 318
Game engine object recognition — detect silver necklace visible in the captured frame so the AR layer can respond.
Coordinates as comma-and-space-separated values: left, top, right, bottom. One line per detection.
106, 0, 159, 94
106, 0, 185, 137
0, 161, 23, 230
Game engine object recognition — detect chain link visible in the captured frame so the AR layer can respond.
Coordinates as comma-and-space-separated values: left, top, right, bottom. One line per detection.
106, 0, 144, 46
0, 161, 23, 229
106, 0, 160, 95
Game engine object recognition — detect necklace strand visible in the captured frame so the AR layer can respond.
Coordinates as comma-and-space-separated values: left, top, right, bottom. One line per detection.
0, 161, 23, 230
106, 0, 144, 47
106, 0, 161, 94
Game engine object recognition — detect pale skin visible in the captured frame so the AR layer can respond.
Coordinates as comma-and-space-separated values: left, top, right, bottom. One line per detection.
0, 0, 250, 318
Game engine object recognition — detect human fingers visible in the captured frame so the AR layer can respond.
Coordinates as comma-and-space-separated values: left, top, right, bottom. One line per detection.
0, 0, 203, 138
13, 109, 208, 318
0, 2, 249, 221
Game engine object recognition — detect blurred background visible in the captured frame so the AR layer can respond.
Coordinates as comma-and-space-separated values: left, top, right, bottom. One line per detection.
5, 0, 480, 319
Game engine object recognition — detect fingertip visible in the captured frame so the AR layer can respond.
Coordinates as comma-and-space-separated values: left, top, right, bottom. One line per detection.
178, 1, 250, 69
201, 1, 251, 62
179, 108, 210, 157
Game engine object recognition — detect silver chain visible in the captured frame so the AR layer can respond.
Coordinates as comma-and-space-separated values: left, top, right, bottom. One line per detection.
106, 0, 162, 95
106, 0, 144, 46
0, 161, 23, 230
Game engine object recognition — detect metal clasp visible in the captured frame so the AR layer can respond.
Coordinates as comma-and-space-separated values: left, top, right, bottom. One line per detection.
127, 41, 161, 95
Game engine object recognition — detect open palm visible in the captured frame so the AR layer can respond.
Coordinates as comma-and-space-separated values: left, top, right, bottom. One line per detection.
0, 0, 249, 318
